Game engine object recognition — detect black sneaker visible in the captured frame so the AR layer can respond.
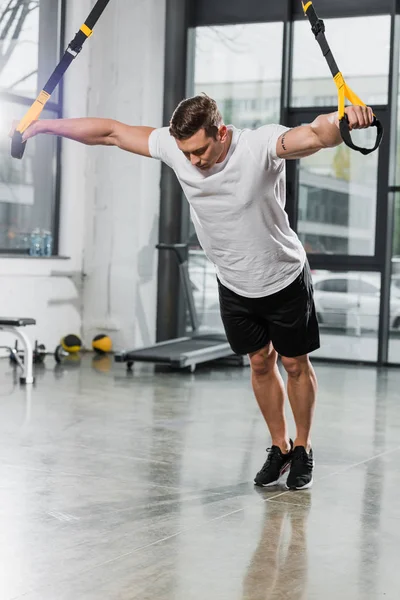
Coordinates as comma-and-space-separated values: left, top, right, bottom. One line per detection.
254, 442, 293, 487
286, 446, 314, 490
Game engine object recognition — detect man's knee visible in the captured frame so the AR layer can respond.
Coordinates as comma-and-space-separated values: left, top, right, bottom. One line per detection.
281, 354, 310, 379
249, 344, 277, 376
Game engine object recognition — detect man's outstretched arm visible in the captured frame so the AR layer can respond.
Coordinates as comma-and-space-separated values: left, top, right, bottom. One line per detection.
276, 105, 374, 160
12, 118, 155, 158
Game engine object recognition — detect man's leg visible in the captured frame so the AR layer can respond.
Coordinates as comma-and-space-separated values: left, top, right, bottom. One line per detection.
279, 354, 317, 490
249, 343, 291, 454
280, 354, 317, 451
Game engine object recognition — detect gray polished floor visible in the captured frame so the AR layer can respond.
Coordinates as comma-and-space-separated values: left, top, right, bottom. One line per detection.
1, 356, 400, 599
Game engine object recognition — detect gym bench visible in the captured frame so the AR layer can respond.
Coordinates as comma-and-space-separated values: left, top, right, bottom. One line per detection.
0, 318, 36, 384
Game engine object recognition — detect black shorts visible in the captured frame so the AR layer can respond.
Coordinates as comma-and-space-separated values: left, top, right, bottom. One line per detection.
218, 262, 320, 358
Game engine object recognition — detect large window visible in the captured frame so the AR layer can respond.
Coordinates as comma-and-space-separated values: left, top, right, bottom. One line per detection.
312, 269, 380, 362
291, 16, 391, 108
0, 0, 62, 255
297, 127, 379, 256
387, 24, 400, 364
181, 5, 400, 366
389, 199, 400, 363
194, 23, 284, 128
0, 0, 40, 98
188, 250, 222, 333
289, 12, 389, 362
396, 37, 400, 189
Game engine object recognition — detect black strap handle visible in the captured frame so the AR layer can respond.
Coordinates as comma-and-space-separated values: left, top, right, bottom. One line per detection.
339, 115, 384, 156
11, 132, 26, 160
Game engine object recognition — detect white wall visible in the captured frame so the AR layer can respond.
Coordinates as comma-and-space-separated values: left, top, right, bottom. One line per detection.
78, 0, 166, 350
0, 0, 166, 355
0, 259, 83, 354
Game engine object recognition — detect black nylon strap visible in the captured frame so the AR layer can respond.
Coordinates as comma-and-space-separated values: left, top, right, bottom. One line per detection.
315, 34, 339, 77
45, 0, 112, 93
85, 0, 112, 30
43, 52, 75, 95
306, 4, 325, 29
305, 4, 340, 77
69, 30, 89, 53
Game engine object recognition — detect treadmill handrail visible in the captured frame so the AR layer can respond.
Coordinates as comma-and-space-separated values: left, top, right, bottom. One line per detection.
156, 243, 188, 265
156, 243, 200, 333
122, 336, 192, 354
180, 342, 233, 360
157, 243, 188, 250
180, 261, 199, 332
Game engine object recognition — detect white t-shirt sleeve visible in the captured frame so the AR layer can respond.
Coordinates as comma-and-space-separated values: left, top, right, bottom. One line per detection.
148, 127, 181, 169
246, 124, 290, 171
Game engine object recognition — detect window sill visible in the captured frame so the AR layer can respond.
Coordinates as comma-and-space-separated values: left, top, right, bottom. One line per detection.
0, 256, 74, 277
0, 255, 70, 259
0, 253, 71, 260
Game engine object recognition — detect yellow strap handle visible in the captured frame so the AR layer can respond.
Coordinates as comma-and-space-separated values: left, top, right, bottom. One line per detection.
334, 72, 366, 119
16, 90, 51, 134
333, 72, 368, 119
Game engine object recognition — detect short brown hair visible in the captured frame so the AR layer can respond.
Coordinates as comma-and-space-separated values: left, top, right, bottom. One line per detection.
169, 94, 222, 140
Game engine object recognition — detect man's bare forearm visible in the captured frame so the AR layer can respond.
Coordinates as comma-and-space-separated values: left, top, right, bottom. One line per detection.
276, 105, 374, 159
25, 118, 154, 157
310, 112, 342, 149
30, 118, 116, 146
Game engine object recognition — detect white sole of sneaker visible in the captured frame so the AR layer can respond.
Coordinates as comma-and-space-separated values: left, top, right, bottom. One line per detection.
254, 461, 291, 487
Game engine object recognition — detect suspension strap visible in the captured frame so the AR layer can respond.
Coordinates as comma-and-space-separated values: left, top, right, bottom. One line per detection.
11, 0, 112, 159
302, 1, 383, 155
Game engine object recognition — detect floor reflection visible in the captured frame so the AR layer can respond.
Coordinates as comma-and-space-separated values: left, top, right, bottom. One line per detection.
243, 495, 310, 600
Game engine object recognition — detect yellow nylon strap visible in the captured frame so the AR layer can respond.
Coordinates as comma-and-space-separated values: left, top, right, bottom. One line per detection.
17, 90, 51, 133
334, 72, 346, 119
80, 23, 93, 37
333, 72, 366, 119
302, 1, 313, 13
344, 84, 366, 109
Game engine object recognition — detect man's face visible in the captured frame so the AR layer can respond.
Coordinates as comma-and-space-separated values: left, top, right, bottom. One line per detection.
175, 126, 228, 171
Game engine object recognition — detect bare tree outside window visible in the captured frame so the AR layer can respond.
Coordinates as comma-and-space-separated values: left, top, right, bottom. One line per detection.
0, 0, 62, 254
0, 0, 39, 95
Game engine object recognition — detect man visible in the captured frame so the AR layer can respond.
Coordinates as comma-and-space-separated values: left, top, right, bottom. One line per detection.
15, 94, 374, 490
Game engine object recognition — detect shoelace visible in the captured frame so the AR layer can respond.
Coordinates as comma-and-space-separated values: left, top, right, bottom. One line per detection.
292, 449, 307, 462
290, 448, 311, 472
261, 447, 284, 472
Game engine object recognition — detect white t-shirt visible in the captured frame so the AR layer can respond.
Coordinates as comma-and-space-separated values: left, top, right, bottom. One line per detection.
148, 124, 306, 298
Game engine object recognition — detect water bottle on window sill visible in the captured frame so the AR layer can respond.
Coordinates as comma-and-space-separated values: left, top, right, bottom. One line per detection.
29, 229, 53, 257
29, 228, 42, 257
43, 230, 53, 257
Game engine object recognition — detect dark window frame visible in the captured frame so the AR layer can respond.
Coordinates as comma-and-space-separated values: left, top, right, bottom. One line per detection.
0, 0, 65, 256
191, 0, 394, 28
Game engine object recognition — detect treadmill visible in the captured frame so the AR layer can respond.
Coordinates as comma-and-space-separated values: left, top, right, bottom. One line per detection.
115, 243, 246, 373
